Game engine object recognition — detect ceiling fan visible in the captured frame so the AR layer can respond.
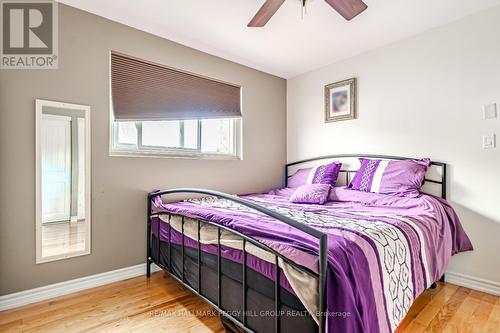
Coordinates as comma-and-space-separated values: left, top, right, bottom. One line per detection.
248, 0, 368, 27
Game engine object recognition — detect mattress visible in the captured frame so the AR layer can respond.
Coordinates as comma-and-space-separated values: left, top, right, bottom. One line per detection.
151, 186, 472, 333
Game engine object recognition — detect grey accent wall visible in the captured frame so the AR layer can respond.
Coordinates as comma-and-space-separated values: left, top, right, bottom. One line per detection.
0, 4, 286, 294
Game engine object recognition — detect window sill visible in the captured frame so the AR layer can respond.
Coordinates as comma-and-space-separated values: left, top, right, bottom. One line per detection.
109, 149, 242, 161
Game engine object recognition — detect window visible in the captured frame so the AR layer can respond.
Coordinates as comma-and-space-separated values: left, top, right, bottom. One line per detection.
109, 52, 242, 159
111, 118, 241, 158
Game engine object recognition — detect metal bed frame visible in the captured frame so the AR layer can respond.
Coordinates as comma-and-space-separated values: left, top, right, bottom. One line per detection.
146, 154, 447, 333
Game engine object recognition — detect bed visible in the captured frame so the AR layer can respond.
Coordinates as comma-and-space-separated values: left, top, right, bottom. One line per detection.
146, 154, 472, 333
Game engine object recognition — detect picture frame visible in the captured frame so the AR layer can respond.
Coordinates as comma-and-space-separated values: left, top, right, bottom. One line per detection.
324, 77, 357, 122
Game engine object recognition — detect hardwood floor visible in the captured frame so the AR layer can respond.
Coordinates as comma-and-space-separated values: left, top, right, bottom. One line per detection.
0, 272, 498, 332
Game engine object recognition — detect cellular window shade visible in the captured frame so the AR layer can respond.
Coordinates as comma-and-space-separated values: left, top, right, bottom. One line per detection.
111, 52, 242, 121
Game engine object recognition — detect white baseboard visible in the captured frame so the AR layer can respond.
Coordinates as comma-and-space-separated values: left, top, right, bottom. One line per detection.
0, 263, 161, 311
445, 271, 500, 296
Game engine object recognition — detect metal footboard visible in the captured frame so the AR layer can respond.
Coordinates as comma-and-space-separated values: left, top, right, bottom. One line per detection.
146, 188, 328, 333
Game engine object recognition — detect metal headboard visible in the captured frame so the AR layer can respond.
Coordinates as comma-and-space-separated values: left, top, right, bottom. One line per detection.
285, 154, 447, 199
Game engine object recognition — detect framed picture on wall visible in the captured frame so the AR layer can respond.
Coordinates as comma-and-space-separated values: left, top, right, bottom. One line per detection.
324, 77, 357, 122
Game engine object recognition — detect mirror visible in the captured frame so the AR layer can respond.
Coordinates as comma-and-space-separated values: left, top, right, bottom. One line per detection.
36, 99, 91, 263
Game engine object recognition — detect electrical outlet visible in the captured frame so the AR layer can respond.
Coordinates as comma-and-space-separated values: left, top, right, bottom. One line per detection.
482, 134, 496, 149
483, 103, 497, 119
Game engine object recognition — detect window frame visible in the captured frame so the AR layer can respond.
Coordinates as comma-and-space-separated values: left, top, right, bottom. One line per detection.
109, 117, 242, 160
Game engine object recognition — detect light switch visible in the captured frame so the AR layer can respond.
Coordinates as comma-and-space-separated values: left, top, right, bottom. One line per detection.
482, 134, 496, 149
483, 103, 497, 119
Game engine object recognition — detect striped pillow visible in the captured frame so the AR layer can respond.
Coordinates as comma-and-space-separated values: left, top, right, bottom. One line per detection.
287, 162, 342, 188
349, 158, 430, 197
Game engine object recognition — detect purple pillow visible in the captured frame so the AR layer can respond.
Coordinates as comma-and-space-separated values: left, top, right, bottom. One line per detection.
287, 162, 342, 188
349, 158, 431, 197
289, 184, 331, 205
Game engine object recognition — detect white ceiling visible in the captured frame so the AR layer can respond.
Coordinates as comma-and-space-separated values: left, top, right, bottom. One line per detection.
59, 0, 500, 78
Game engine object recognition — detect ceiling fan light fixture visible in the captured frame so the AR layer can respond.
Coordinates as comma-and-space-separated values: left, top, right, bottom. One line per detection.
247, 0, 368, 27
300, 0, 307, 20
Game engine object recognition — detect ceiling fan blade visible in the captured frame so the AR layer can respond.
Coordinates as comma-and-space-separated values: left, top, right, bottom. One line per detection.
248, 0, 286, 27
324, 0, 368, 21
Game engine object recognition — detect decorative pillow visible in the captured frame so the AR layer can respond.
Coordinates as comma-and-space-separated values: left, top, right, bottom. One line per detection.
348, 158, 431, 197
289, 184, 331, 205
287, 162, 342, 188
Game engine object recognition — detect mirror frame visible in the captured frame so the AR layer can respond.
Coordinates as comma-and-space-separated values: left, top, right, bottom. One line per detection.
35, 99, 91, 264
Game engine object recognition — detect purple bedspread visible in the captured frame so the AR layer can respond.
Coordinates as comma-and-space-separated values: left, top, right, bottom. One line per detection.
152, 187, 472, 333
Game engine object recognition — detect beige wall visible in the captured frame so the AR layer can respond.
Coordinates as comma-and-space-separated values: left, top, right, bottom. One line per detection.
0, 5, 286, 295
287, 7, 500, 283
